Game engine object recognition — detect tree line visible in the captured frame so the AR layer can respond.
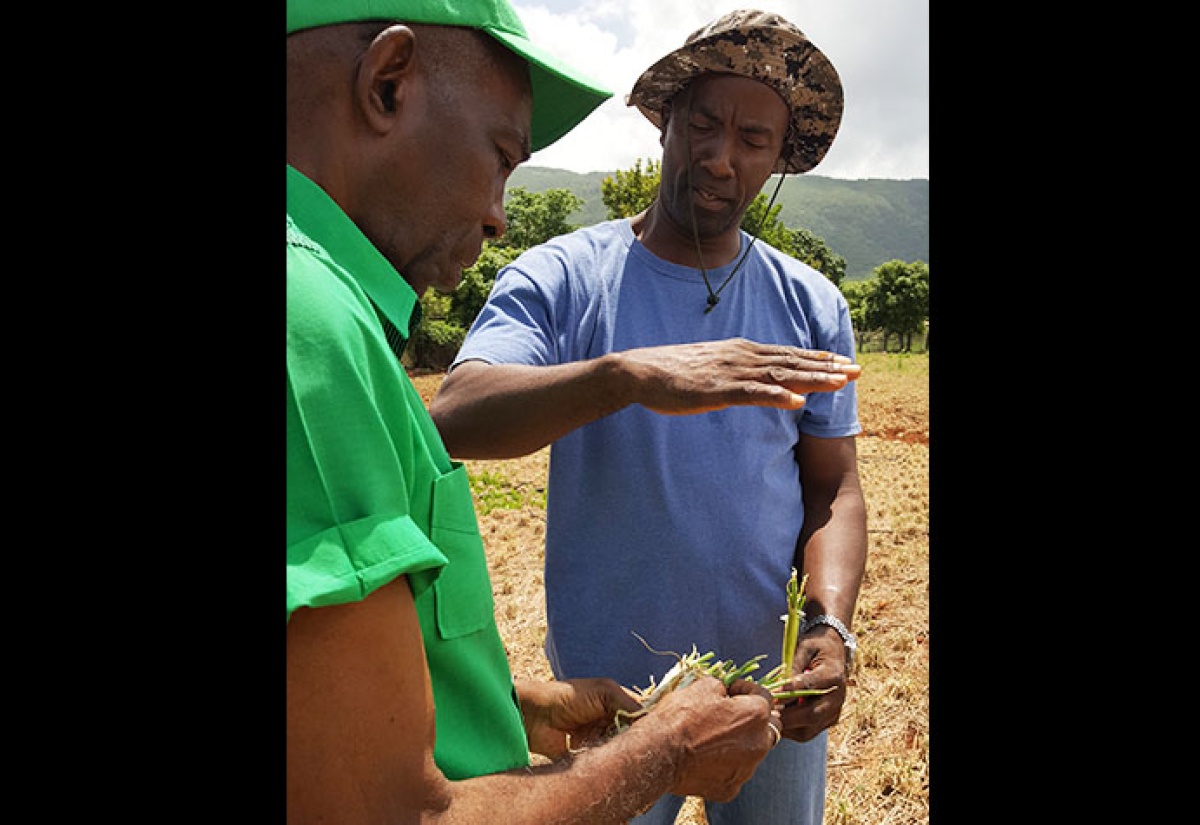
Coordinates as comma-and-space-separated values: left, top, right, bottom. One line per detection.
410, 159, 928, 370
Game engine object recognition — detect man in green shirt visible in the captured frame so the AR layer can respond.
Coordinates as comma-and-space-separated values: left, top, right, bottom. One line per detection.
286, 2, 784, 821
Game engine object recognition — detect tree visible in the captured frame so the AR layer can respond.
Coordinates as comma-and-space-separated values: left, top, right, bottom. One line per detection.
740, 192, 847, 287
601, 158, 661, 219
861, 260, 929, 352
497, 186, 584, 250
839, 280, 870, 351
740, 192, 793, 253
408, 319, 466, 371
789, 226, 846, 287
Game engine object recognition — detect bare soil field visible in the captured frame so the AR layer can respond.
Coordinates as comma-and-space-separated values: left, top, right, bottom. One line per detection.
410, 350, 929, 824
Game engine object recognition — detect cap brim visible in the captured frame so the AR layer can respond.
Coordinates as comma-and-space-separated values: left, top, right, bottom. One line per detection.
486, 28, 613, 153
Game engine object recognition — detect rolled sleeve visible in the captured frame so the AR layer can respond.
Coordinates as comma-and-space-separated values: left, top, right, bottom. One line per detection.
287, 512, 446, 620
288, 244, 447, 620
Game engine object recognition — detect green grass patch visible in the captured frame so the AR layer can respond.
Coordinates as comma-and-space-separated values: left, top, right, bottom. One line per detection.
857, 349, 929, 376
469, 470, 547, 515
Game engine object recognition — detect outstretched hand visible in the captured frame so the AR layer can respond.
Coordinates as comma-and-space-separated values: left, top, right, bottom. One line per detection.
615, 338, 860, 415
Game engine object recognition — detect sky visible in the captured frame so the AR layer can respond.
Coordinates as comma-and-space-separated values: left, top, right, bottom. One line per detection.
512, 0, 929, 180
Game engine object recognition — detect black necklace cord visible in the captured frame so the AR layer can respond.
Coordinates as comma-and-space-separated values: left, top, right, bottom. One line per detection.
681, 98, 789, 314
681, 104, 716, 307
703, 172, 786, 313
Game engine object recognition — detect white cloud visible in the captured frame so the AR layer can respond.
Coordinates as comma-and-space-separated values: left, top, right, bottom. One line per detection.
512, 0, 929, 180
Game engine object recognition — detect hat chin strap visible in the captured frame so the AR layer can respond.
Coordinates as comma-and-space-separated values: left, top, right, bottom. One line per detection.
682, 98, 788, 314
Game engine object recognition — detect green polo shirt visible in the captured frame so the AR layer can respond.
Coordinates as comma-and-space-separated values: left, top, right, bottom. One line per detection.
286, 165, 529, 780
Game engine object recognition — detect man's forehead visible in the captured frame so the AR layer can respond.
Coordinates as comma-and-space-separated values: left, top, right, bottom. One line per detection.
682, 74, 789, 124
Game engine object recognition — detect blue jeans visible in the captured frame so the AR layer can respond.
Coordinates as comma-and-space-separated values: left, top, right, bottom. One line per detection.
631, 730, 827, 825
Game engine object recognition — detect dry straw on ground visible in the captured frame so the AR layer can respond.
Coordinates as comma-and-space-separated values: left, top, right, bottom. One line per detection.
411, 350, 929, 824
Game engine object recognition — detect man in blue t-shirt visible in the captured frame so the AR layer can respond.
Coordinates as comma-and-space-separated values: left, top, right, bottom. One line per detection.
432, 10, 867, 825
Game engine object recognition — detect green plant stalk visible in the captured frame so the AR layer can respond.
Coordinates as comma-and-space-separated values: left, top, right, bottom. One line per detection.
780, 568, 807, 684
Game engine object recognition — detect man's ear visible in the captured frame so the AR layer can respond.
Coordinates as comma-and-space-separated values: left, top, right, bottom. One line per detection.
354, 24, 418, 134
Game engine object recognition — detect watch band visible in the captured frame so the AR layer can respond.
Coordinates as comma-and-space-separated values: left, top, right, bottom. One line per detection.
799, 614, 857, 667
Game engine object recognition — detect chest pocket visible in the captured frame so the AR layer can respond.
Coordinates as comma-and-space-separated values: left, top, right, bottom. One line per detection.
430, 462, 495, 639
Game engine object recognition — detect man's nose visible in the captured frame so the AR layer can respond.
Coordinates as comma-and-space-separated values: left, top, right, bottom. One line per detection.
484, 190, 508, 240
698, 133, 735, 179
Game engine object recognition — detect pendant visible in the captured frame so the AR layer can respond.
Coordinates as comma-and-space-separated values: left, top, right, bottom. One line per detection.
705, 293, 720, 313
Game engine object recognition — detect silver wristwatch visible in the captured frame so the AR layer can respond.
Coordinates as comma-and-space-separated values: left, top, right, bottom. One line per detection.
799, 614, 857, 669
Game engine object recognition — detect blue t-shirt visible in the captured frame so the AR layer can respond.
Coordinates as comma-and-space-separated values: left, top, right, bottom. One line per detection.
454, 218, 860, 688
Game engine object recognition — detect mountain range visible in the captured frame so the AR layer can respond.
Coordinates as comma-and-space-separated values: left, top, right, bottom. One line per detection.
508, 166, 929, 282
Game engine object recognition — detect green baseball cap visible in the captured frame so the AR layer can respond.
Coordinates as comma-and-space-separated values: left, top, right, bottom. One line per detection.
287, 0, 613, 153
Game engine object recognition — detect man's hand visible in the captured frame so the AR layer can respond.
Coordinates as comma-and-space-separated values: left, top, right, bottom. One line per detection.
776, 628, 850, 743
517, 678, 642, 759
614, 338, 861, 415
646, 675, 781, 802
432, 339, 860, 460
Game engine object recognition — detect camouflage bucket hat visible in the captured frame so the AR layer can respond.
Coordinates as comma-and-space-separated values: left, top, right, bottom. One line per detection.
626, 8, 843, 174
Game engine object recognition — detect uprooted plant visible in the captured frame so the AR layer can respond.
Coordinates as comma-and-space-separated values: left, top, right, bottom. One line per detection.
612, 568, 836, 733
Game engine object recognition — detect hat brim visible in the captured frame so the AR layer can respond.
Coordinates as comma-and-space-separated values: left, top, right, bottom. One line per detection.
627, 28, 842, 174
487, 28, 613, 154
